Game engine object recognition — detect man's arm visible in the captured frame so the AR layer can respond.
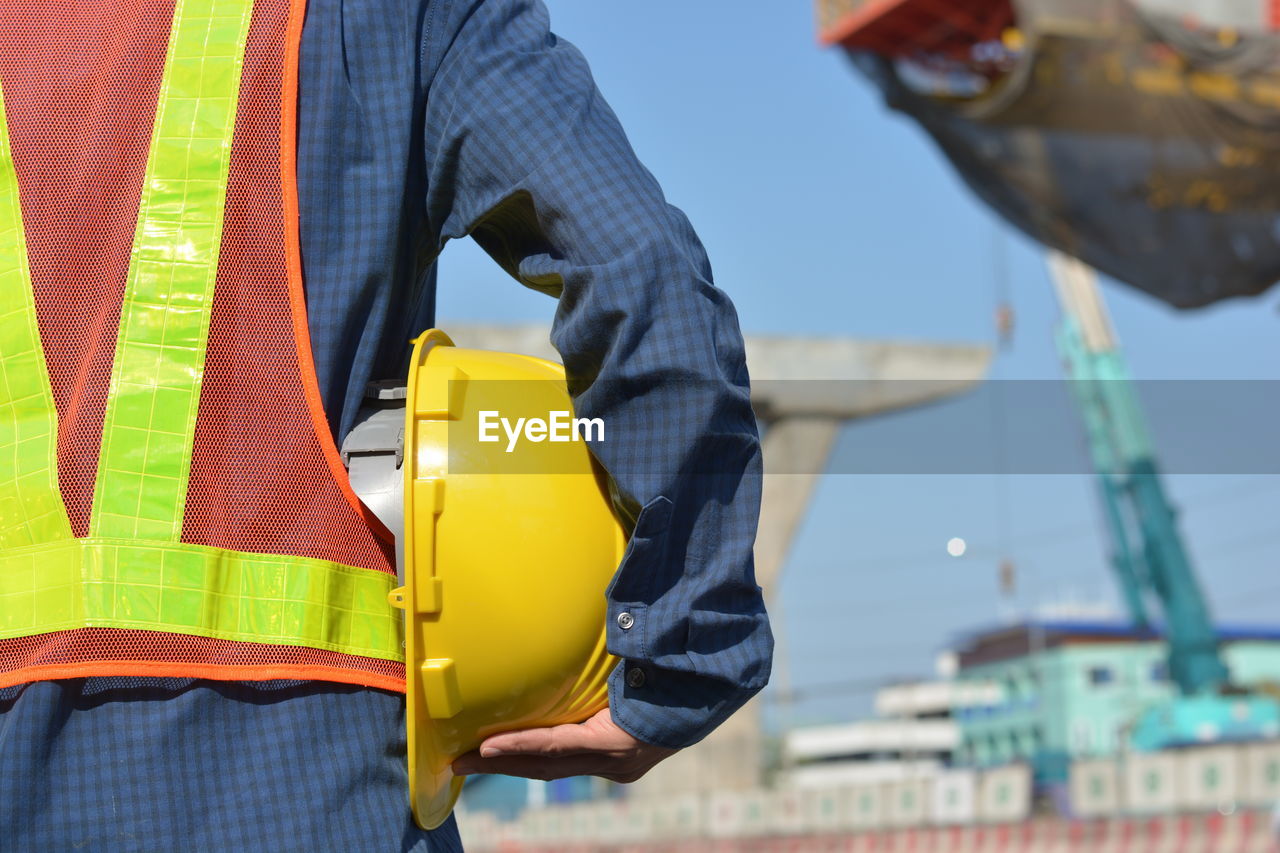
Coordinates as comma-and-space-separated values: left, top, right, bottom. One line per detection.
419, 0, 772, 776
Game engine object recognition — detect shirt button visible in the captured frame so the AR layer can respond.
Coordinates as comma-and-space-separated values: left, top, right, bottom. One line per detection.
616, 611, 635, 630
626, 667, 646, 689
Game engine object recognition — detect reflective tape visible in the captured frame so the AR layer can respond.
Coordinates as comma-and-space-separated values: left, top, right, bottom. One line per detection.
0, 538, 404, 661
93, 0, 255, 540
0, 79, 73, 549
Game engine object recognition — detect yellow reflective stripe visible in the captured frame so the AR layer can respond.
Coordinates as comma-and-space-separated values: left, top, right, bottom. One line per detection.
0, 539, 404, 661
92, 0, 254, 540
0, 80, 73, 549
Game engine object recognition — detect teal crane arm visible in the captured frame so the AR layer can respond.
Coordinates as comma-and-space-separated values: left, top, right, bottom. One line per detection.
1051, 255, 1229, 696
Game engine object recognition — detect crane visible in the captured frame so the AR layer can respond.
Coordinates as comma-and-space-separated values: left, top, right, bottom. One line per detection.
1047, 251, 1280, 750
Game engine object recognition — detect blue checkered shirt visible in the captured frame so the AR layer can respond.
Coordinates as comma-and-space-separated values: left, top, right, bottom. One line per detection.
0, 1, 771, 850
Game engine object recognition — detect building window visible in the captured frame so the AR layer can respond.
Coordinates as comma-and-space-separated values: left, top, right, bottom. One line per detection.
1087, 666, 1114, 687
1150, 662, 1169, 683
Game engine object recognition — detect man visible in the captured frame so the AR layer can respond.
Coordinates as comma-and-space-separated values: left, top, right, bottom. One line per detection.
0, 0, 771, 850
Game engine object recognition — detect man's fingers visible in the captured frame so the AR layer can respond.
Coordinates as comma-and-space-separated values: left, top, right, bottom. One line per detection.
478, 721, 602, 758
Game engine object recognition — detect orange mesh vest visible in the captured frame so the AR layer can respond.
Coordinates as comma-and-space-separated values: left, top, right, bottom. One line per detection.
0, 0, 405, 692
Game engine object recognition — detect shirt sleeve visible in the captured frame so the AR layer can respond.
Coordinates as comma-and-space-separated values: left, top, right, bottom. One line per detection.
419, 0, 773, 750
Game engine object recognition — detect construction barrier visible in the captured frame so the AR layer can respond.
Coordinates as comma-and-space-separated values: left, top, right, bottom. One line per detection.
932, 770, 978, 825
800, 787, 845, 835
459, 810, 1280, 852
1069, 758, 1121, 818
708, 789, 771, 839
1182, 745, 1243, 812
980, 765, 1033, 824
1070, 740, 1280, 816
767, 789, 809, 838
1247, 742, 1280, 804
884, 779, 929, 828
459, 746, 1280, 849
461, 767, 1032, 848
841, 782, 885, 832
650, 793, 703, 842
1124, 751, 1183, 815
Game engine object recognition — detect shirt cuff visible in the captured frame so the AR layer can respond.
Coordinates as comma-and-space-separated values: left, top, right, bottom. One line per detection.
606, 659, 763, 751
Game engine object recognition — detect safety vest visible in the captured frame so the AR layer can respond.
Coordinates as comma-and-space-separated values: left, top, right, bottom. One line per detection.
0, 0, 405, 691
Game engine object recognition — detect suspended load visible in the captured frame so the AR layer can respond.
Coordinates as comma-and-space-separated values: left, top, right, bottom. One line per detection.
820, 0, 1280, 307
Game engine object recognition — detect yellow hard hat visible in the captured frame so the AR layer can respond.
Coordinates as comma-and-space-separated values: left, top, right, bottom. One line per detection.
388, 329, 627, 830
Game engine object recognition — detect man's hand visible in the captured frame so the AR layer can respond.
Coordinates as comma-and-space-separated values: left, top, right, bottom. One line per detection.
451, 708, 677, 783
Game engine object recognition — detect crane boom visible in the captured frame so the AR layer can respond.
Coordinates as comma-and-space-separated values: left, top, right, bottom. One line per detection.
1047, 251, 1229, 694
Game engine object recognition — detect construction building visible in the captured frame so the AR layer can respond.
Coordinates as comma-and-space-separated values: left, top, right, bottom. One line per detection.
782, 679, 1000, 789
952, 621, 1280, 783
785, 620, 1280, 789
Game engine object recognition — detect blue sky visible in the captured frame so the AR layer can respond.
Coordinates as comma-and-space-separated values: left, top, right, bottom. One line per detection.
436, 1, 1280, 726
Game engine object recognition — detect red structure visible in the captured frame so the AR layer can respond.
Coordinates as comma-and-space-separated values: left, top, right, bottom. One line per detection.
817, 0, 1015, 58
